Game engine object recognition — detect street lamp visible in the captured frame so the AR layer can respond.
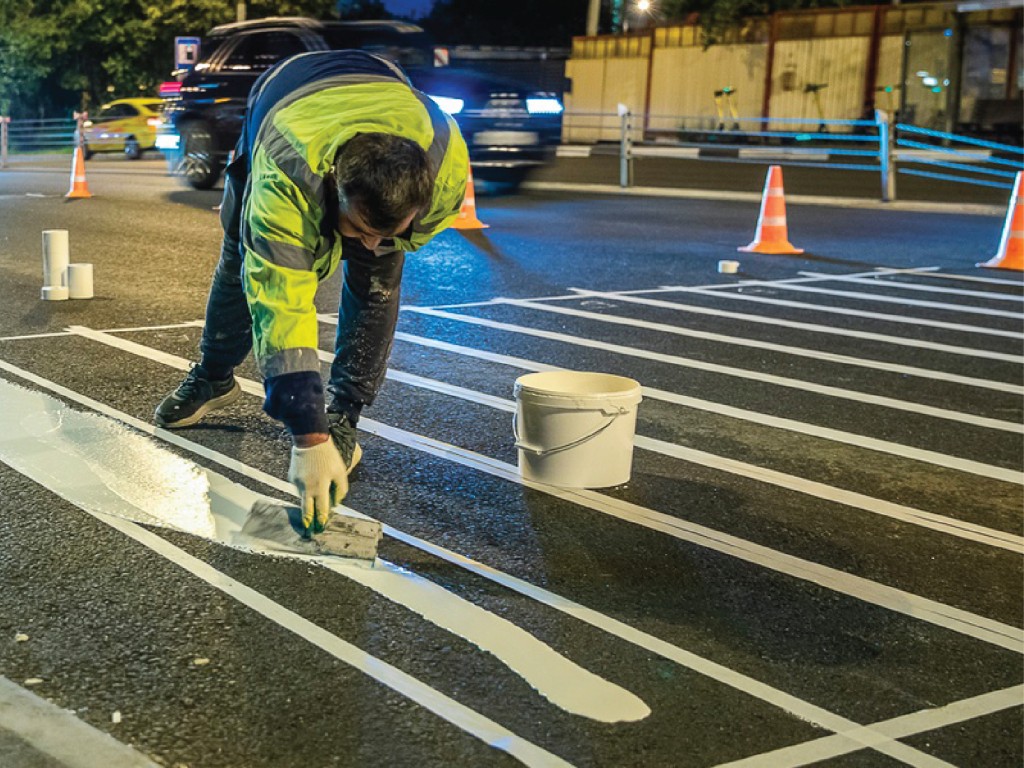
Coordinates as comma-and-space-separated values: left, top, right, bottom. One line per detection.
637, 0, 651, 11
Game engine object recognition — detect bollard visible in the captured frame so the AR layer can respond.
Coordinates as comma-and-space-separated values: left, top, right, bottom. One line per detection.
618, 103, 634, 188
875, 108, 896, 203
0, 116, 9, 170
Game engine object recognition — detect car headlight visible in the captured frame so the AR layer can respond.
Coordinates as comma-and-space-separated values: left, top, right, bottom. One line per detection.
526, 98, 563, 115
428, 95, 464, 115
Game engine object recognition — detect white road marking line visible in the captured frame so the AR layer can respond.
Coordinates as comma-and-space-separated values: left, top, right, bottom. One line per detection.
390, 329, 1024, 484
60, 330, 1024, 653
715, 684, 1024, 768
883, 270, 1023, 287
745, 282, 1022, 320
380, 359, 1022, 551
401, 307, 1024, 442
0, 320, 203, 343
565, 288, 1024, 364
418, 269, 942, 311
502, 297, 1023, 394
0, 359, 948, 764
799, 272, 1024, 302
660, 286, 1024, 340
0, 374, 646, 726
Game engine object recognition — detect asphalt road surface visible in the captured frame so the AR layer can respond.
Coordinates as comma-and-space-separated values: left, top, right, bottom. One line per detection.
0, 155, 1021, 768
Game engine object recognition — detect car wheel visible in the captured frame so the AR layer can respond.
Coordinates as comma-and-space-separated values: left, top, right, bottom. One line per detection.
83, 144, 94, 160
124, 137, 142, 160
179, 122, 222, 190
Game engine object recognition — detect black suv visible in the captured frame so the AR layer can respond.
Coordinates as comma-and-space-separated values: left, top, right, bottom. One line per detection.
159, 17, 564, 189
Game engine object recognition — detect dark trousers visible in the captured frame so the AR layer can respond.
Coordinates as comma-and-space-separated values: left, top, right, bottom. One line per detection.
198, 154, 405, 425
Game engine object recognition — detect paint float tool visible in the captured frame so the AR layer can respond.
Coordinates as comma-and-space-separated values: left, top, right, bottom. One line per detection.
243, 500, 382, 561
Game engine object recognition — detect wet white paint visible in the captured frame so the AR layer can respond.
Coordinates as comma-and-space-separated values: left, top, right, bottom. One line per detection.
0, 377, 649, 724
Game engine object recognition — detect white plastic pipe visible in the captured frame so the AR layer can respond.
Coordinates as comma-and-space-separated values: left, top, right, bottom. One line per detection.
67, 263, 93, 299
42, 230, 69, 288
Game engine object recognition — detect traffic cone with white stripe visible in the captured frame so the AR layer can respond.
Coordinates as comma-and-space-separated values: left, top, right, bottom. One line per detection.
978, 171, 1022, 271
738, 165, 802, 255
65, 145, 92, 199
452, 164, 488, 230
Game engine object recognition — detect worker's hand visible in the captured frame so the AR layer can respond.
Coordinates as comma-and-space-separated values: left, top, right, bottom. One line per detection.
288, 436, 349, 535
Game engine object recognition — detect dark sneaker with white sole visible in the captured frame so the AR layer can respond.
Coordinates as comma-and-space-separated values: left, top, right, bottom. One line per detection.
327, 411, 362, 472
154, 365, 241, 428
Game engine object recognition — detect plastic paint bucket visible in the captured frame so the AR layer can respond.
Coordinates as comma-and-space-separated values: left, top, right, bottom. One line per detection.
513, 371, 642, 488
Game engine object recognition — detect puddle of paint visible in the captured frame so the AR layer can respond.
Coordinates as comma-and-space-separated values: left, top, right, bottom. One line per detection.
0, 376, 650, 723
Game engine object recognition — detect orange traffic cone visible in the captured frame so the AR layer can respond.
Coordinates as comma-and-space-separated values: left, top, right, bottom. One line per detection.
738, 165, 802, 255
452, 164, 488, 230
978, 171, 1022, 271
66, 145, 92, 199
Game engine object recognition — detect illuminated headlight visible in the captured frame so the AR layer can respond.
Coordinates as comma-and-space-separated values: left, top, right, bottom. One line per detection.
155, 133, 181, 150
428, 95, 464, 115
526, 98, 563, 115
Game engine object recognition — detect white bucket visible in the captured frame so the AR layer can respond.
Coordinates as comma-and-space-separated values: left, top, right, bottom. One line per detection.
514, 371, 642, 489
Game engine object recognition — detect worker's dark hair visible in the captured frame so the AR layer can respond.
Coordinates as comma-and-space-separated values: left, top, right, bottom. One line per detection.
333, 133, 432, 234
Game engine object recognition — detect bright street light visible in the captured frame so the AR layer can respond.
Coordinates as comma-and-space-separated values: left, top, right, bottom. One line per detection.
637, 0, 652, 11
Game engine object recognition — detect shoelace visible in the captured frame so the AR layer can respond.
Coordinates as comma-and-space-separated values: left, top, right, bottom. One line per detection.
329, 415, 357, 462
176, 364, 205, 398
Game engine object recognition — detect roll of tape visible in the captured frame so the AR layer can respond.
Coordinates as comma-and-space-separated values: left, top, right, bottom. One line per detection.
68, 263, 94, 299
41, 285, 70, 301
718, 260, 740, 274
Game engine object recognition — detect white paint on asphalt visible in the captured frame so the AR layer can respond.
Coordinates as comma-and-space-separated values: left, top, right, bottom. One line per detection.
745, 282, 1022, 319
663, 286, 1024, 340
402, 306, 1024, 445
799, 272, 1024, 303
565, 288, 1024, 364
59, 330, 1024, 653
0, 375, 648, 728
715, 684, 1024, 767
889, 270, 1022, 287
0, 357, 950, 765
502, 297, 1023, 394
0, 675, 158, 768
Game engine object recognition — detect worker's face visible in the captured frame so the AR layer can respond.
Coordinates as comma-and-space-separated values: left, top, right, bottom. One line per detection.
339, 205, 417, 251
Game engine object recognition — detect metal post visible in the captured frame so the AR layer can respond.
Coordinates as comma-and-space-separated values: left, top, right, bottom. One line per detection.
0, 117, 9, 169
586, 0, 600, 36
72, 111, 87, 149
618, 104, 633, 188
876, 108, 896, 202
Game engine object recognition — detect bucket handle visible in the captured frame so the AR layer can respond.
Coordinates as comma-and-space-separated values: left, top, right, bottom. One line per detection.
513, 406, 628, 457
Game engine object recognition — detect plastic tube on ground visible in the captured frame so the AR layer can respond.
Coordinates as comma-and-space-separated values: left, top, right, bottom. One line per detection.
68, 263, 94, 299
42, 230, 69, 287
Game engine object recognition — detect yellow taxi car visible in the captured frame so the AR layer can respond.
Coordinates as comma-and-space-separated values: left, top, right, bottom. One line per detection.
82, 98, 163, 160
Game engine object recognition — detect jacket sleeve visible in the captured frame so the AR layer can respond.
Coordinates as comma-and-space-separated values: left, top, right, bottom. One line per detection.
242, 151, 330, 435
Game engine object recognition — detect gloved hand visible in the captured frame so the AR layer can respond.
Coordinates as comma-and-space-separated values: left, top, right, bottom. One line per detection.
288, 439, 349, 535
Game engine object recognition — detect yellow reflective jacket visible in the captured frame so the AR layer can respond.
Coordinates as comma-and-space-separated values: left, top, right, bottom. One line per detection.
240, 52, 468, 400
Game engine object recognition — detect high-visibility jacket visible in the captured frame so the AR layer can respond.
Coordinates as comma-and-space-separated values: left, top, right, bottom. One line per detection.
238, 51, 468, 434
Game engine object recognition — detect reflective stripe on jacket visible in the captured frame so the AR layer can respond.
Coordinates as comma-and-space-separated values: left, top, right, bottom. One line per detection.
241, 51, 468, 387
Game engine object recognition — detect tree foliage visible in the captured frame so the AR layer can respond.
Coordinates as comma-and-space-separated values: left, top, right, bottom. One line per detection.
0, 0, 334, 117
659, 0, 848, 44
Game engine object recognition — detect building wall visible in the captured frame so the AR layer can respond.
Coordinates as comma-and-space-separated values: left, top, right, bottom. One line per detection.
564, 56, 648, 141
768, 37, 872, 127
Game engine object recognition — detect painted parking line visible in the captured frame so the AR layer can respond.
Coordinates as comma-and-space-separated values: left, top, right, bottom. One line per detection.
501, 297, 1022, 394
741, 282, 1022, 320
0, 359, 973, 767
885, 270, 1023, 287
659, 286, 1024, 340
389, 329, 1024, 528
565, 288, 1023, 364
63, 328, 1024, 653
799, 272, 1024, 302
402, 306, 1024, 444
716, 684, 1024, 768
376, 357, 1022, 552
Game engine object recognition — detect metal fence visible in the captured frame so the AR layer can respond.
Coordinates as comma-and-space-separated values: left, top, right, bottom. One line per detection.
0, 117, 78, 166
561, 108, 1024, 202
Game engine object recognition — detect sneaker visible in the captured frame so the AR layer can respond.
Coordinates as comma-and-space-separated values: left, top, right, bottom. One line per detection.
327, 411, 362, 472
154, 364, 241, 428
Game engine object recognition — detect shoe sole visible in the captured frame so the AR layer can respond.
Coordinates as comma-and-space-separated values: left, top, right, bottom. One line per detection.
155, 382, 242, 429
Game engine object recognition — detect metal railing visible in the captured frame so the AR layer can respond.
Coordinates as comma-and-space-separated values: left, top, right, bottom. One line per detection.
0, 117, 79, 168
561, 108, 1024, 202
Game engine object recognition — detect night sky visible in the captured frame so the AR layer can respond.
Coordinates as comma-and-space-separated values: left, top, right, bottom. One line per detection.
382, 0, 434, 18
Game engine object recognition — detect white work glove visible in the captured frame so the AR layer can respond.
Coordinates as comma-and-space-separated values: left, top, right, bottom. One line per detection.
288, 440, 349, 535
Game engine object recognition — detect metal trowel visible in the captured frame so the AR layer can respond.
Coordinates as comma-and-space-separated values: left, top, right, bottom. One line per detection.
242, 499, 382, 561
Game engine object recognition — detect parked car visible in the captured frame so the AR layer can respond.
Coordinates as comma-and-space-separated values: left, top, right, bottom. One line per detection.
82, 98, 163, 160
158, 18, 564, 189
